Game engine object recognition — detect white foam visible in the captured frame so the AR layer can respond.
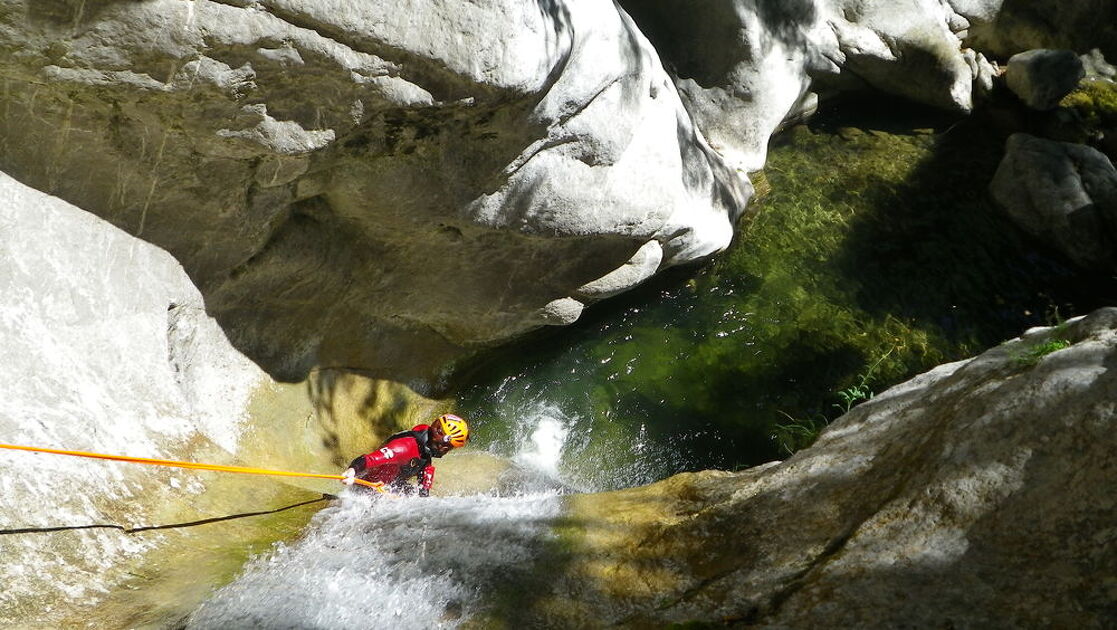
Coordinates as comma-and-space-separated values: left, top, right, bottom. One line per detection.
188, 492, 563, 629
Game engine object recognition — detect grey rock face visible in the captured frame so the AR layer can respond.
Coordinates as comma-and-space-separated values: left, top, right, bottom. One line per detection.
0, 0, 749, 382
0, 172, 431, 627
945, 0, 1004, 25
990, 133, 1117, 272
556, 308, 1117, 628
0, 170, 270, 620
619, 0, 986, 172
1005, 49, 1086, 110
962, 0, 1117, 60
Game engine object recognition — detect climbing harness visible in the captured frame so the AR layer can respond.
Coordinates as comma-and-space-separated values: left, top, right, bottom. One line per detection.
0, 442, 388, 493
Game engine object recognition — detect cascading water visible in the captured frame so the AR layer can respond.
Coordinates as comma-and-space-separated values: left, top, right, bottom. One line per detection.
187, 407, 597, 629
187, 493, 563, 629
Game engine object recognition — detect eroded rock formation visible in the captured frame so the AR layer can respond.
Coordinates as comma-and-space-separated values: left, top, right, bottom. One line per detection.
0, 0, 749, 381
961, 0, 1117, 61
618, 0, 999, 172
530, 308, 1117, 628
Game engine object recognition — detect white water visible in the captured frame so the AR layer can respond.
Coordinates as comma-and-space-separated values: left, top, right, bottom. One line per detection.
512, 404, 570, 479
187, 493, 563, 629
187, 410, 582, 629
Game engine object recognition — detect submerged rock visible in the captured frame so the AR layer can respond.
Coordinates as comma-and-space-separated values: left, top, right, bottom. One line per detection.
526, 308, 1117, 628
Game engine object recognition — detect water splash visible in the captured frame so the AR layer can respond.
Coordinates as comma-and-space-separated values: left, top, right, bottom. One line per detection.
510, 404, 569, 479
189, 406, 583, 629
189, 390, 686, 627
188, 492, 563, 629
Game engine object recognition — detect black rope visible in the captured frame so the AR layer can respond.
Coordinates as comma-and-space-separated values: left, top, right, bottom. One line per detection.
0, 493, 336, 535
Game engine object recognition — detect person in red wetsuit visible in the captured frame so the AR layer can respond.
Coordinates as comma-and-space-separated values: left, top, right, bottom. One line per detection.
340, 414, 469, 496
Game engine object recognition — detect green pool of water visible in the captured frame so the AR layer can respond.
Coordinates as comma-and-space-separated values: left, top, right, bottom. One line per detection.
454, 98, 1117, 483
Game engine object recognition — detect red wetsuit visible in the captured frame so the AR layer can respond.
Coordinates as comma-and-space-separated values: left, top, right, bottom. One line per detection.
347, 424, 437, 496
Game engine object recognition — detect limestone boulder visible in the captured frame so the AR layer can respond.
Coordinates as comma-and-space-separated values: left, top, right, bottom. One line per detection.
0, 0, 749, 382
0, 169, 274, 625
1005, 49, 1086, 110
619, 0, 988, 172
990, 133, 1117, 272
961, 0, 1117, 60
527, 308, 1117, 628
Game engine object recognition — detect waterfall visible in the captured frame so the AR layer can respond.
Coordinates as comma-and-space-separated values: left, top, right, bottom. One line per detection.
186, 493, 563, 629
187, 406, 583, 629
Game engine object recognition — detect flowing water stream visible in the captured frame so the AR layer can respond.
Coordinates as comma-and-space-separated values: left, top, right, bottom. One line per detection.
188, 414, 578, 629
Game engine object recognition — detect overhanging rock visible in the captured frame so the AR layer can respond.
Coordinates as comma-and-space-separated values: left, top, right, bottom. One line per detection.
0, 0, 749, 382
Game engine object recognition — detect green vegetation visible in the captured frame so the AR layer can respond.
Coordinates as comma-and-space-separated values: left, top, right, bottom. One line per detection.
771, 411, 828, 456
457, 98, 1117, 476
1013, 338, 1072, 367
1061, 79, 1117, 129
772, 344, 896, 454
1011, 319, 1074, 367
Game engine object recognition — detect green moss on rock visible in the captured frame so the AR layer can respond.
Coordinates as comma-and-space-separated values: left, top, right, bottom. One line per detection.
1061, 79, 1117, 129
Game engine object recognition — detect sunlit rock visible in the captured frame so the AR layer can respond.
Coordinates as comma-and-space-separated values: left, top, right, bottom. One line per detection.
619, 0, 986, 172
0, 172, 448, 627
527, 308, 1117, 627
1081, 48, 1117, 80
990, 133, 1117, 272
0, 0, 749, 382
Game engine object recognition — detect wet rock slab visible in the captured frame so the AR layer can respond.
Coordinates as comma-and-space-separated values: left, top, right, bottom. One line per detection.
537, 308, 1117, 628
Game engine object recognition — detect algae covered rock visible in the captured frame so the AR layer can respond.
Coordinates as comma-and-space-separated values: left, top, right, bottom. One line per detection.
527, 308, 1117, 628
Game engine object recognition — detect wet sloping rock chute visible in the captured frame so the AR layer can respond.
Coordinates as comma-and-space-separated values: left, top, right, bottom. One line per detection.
0, 172, 452, 627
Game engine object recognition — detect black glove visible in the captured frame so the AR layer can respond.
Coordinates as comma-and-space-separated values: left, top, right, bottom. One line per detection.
418, 488, 430, 498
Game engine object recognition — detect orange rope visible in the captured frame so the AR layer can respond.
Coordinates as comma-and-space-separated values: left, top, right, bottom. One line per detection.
0, 443, 387, 493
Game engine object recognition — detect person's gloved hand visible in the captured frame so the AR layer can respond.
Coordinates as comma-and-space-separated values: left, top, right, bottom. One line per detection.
341, 468, 356, 486
418, 488, 430, 498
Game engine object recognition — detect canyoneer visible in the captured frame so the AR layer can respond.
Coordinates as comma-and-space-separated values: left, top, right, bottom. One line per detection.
340, 414, 469, 497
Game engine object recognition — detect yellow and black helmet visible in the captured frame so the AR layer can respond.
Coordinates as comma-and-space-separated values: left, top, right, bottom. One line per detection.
435, 414, 469, 448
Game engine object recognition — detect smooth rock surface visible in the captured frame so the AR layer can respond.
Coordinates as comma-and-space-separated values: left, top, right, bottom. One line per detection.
0, 172, 447, 627
620, 0, 984, 172
530, 308, 1117, 628
0, 0, 749, 382
962, 0, 1117, 60
1005, 49, 1086, 110
990, 133, 1117, 272
0, 169, 271, 624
